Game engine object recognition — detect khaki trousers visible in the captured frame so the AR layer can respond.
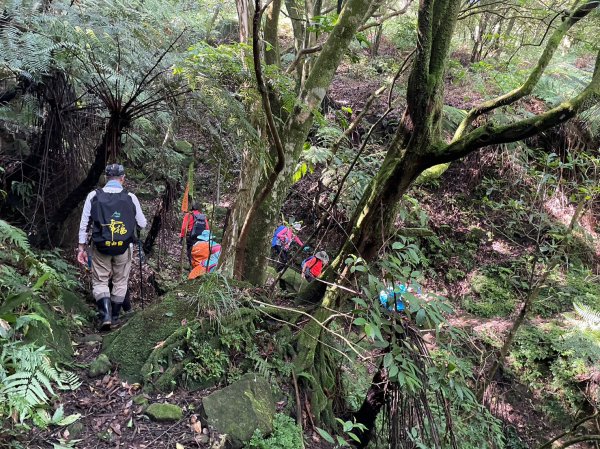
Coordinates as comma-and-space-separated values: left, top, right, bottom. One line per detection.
91, 246, 133, 303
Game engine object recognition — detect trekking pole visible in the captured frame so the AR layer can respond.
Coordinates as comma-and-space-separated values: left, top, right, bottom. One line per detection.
138, 239, 145, 310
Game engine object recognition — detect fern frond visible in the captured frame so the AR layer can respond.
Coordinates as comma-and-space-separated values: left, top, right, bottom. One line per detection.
0, 220, 31, 253
573, 302, 600, 329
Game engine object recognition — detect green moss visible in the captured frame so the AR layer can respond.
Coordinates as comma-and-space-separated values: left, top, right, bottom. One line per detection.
462, 274, 516, 318
145, 403, 183, 422
103, 292, 196, 382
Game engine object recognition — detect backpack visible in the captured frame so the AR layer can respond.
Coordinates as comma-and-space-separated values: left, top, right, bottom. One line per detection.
271, 225, 286, 247
90, 189, 136, 255
302, 256, 323, 278
189, 212, 207, 239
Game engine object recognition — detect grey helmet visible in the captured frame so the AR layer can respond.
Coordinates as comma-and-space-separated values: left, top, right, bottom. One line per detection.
315, 251, 329, 264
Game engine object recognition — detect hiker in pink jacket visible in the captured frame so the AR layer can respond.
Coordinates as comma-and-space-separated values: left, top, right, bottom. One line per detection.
271, 222, 308, 272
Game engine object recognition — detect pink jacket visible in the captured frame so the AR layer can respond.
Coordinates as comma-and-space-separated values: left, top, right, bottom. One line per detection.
276, 227, 303, 249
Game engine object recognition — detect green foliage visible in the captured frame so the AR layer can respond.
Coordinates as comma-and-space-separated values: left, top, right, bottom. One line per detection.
246, 413, 303, 449
0, 335, 80, 436
509, 321, 600, 413
463, 272, 516, 318
183, 338, 228, 384
384, 14, 417, 51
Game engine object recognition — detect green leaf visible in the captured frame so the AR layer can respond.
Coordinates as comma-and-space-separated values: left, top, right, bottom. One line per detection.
316, 427, 335, 444
383, 353, 393, 369
33, 272, 51, 290
348, 431, 361, 443
392, 241, 405, 250
336, 435, 349, 446
342, 420, 353, 432
415, 309, 427, 326
353, 318, 367, 326
57, 413, 81, 426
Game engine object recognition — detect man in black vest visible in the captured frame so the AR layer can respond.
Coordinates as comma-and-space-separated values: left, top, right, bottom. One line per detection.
76, 164, 147, 330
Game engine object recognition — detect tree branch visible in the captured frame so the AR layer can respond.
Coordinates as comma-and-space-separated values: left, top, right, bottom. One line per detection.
537, 412, 600, 449
357, 0, 413, 32
285, 44, 323, 74
440, 49, 600, 163
453, 0, 599, 140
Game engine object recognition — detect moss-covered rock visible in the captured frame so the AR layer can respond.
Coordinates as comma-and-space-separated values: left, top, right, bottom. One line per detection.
146, 403, 183, 422
279, 268, 306, 293
102, 290, 197, 383
88, 354, 112, 378
202, 373, 275, 449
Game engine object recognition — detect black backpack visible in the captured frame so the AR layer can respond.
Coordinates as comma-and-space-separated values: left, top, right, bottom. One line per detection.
90, 189, 137, 255
189, 212, 207, 239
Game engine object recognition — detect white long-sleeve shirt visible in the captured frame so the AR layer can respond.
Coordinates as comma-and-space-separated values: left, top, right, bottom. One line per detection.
78, 180, 147, 244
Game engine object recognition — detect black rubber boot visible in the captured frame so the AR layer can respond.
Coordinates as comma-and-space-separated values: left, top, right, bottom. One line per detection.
96, 297, 112, 331
122, 291, 131, 312
111, 301, 122, 325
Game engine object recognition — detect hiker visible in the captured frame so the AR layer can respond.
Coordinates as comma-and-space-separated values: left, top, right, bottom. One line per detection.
77, 164, 147, 330
179, 202, 210, 265
301, 251, 329, 283
188, 230, 221, 280
271, 222, 307, 272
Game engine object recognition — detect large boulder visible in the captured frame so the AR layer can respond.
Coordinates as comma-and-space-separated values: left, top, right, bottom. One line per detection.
202, 373, 275, 448
102, 287, 198, 382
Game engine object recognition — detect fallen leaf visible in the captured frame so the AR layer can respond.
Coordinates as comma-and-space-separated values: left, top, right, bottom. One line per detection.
165, 392, 174, 399
153, 341, 165, 350
127, 418, 133, 428
176, 444, 185, 449
110, 422, 121, 436
191, 421, 202, 434
62, 429, 70, 439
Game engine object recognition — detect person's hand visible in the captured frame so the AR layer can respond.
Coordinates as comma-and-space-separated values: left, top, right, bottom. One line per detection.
77, 248, 88, 265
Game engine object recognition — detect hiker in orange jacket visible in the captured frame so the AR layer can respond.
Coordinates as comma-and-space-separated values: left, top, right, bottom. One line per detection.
188, 230, 221, 280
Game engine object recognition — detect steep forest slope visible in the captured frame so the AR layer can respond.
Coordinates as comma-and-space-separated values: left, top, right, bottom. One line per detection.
1, 0, 599, 448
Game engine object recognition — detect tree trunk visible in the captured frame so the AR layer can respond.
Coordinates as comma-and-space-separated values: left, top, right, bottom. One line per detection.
236, 0, 255, 44
370, 24, 383, 57
42, 114, 129, 247
143, 179, 179, 255
264, 0, 282, 66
